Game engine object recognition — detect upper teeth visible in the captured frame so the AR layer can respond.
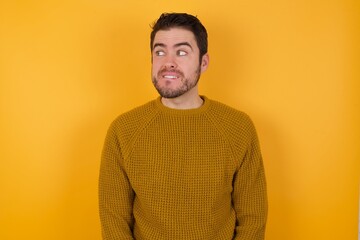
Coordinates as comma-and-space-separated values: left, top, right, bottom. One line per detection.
164, 75, 177, 79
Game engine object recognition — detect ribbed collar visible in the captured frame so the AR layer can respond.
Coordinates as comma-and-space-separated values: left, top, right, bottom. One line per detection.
154, 95, 211, 116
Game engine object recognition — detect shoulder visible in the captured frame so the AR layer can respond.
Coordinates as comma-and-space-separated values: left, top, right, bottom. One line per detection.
107, 99, 159, 137
205, 98, 258, 144
116, 100, 156, 122
207, 99, 254, 129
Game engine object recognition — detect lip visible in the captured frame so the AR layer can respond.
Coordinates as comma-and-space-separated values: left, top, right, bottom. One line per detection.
163, 75, 178, 79
159, 71, 181, 79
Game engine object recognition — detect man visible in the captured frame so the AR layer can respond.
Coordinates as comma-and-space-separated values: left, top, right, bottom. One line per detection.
99, 13, 267, 239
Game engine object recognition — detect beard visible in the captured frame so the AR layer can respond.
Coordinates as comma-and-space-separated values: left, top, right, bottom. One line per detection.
152, 67, 201, 99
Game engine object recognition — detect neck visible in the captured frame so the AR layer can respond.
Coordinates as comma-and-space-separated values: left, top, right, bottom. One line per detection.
161, 89, 203, 110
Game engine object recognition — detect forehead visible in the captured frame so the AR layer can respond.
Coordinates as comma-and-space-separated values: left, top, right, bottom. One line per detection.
153, 28, 197, 48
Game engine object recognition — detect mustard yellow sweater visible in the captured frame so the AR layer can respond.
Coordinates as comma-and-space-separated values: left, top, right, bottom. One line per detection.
99, 96, 267, 240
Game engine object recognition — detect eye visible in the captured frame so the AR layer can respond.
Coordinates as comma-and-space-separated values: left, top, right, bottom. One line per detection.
155, 50, 165, 56
177, 50, 187, 56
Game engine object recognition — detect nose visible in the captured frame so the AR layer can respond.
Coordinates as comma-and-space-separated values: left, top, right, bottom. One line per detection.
164, 55, 177, 69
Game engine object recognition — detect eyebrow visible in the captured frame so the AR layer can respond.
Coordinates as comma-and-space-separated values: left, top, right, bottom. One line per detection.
153, 42, 193, 50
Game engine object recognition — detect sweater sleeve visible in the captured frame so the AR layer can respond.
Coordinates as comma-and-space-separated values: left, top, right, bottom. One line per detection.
99, 124, 135, 240
232, 121, 268, 240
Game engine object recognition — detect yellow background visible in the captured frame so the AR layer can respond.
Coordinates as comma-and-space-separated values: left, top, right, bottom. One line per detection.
1, 0, 359, 239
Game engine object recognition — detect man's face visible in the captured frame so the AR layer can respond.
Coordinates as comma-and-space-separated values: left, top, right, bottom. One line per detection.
151, 28, 209, 99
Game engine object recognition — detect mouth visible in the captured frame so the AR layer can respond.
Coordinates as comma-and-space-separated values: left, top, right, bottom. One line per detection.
159, 70, 182, 80
163, 75, 178, 79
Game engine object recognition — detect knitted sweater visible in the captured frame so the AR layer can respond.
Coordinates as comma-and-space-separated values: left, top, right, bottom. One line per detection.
99, 96, 267, 240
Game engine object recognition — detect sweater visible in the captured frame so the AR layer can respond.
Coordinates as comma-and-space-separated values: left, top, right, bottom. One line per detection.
99, 96, 267, 240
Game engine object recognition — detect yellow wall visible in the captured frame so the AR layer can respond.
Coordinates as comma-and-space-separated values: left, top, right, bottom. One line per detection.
1, 0, 359, 239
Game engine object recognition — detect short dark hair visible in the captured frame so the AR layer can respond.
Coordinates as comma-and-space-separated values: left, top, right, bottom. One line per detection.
150, 13, 208, 61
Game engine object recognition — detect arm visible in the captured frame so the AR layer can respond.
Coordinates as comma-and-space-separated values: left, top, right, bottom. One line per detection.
232, 124, 268, 240
99, 125, 135, 240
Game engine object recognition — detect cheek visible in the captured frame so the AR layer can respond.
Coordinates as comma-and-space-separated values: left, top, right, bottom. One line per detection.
151, 60, 162, 73
151, 64, 158, 75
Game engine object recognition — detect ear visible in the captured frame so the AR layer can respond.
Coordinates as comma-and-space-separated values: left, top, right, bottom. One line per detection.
200, 53, 209, 73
